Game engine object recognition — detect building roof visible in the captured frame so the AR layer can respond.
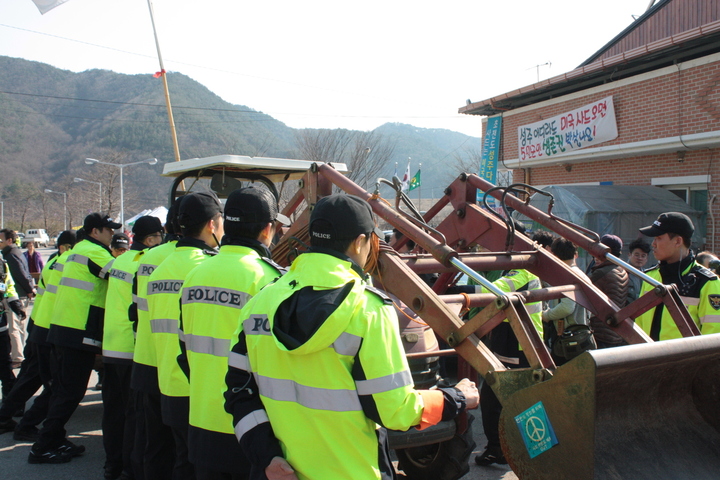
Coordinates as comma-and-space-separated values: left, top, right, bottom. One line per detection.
460, 1, 720, 117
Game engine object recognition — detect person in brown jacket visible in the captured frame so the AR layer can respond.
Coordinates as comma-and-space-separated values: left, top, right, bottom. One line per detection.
589, 234, 629, 348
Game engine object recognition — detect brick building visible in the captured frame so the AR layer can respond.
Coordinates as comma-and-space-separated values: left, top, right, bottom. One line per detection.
460, 0, 720, 252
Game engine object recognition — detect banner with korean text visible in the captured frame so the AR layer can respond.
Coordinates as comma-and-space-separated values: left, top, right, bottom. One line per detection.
480, 116, 502, 185
517, 96, 618, 162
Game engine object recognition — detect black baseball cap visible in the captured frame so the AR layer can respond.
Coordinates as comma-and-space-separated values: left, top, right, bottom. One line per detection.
84, 213, 122, 231
639, 212, 695, 239
178, 192, 223, 229
111, 233, 130, 249
56, 230, 77, 248
224, 187, 291, 226
310, 194, 383, 242
133, 215, 164, 238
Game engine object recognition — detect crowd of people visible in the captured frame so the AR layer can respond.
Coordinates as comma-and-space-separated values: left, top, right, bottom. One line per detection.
0, 189, 479, 480
1, 195, 718, 479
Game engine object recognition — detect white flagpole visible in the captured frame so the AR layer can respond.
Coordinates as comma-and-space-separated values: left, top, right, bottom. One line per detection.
146, 0, 181, 163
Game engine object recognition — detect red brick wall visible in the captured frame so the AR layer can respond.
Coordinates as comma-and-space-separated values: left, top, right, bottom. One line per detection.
492, 57, 720, 250
500, 60, 720, 159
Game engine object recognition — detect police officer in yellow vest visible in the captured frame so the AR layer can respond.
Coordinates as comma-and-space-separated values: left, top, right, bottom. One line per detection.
102, 215, 164, 480
0, 230, 76, 442
32, 213, 120, 464
148, 192, 223, 480
179, 187, 289, 479
637, 212, 720, 340
225, 194, 479, 480
131, 199, 182, 480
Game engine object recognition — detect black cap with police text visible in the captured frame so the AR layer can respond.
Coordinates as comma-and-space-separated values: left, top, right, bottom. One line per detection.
84, 213, 122, 231
639, 212, 695, 239
177, 192, 223, 229
133, 215, 164, 238
310, 194, 383, 242
111, 233, 130, 249
224, 187, 291, 226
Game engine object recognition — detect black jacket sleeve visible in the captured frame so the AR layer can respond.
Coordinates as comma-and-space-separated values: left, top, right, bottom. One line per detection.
3, 246, 34, 297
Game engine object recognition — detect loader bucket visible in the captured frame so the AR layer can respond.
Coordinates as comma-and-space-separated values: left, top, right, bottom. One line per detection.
497, 334, 720, 480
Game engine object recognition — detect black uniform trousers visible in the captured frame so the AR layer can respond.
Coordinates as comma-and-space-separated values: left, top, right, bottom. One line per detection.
102, 362, 139, 477
480, 355, 530, 449
34, 345, 95, 452
142, 388, 175, 480
0, 340, 52, 427
0, 331, 15, 397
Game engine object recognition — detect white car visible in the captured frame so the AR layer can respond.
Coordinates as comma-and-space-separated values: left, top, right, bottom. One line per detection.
24, 228, 50, 247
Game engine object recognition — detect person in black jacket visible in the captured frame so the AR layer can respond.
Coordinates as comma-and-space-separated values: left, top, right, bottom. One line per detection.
0, 229, 35, 367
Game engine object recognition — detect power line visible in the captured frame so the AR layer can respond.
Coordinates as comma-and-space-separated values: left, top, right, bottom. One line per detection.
0, 89, 465, 121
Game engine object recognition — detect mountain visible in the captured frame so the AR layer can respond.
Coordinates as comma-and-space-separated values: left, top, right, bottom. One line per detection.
0, 55, 480, 231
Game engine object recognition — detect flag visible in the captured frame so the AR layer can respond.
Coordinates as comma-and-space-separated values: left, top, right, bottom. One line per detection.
153, 69, 166, 78
409, 169, 421, 191
401, 160, 411, 192
32, 0, 71, 14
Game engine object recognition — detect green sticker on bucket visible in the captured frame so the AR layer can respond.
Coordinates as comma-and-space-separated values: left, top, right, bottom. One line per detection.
514, 401, 558, 458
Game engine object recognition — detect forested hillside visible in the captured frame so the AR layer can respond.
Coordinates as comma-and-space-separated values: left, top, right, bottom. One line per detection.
0, 56, 480, 232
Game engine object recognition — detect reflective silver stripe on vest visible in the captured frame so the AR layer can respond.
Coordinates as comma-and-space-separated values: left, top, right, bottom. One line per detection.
701, 314, 720, 324
83, 337, 102, 348
46, 284, 58, 294
680, 296, 700, 307
37, 287, 45, 295
527, 302, 543, 315
234, 409, 269, 441
110, 267, 134, 284
67, 254, 89, 265
181, 286, 250, 310
501, 278, 516, 292
150, 318, 179, 334
355, 370, 413, 396
228, 352, 251, 372
183, 334, 230, 357
0, 325, 8, 333
495, 354, 520, 365
257, 375, 362, 412
60, 276, 95, 292
103, 349, 134, 359
54, 262, 65, 272
99, 259, 115, 279
243, 315, 272, 336
332, 332, 362, 357
134, 295, 149, 312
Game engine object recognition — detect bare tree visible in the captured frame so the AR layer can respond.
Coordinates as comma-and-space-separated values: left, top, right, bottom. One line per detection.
346, 132, 396, 190
295, 129, 355, 164
5, 181, 41, 232
295, 129, 396, 191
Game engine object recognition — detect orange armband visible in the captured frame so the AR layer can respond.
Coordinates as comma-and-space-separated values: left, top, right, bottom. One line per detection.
416, 390, 444, 430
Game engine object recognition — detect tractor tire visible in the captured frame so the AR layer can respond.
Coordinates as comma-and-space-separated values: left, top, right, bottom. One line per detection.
396, 413, 476, 480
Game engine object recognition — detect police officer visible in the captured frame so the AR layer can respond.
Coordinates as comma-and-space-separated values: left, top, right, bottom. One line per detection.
0, 230, 76, 442
131, 200, 182, 480
102, 215, 164, 480
111, 233, 131, 258
459, 222, 543, 467
148, 192, 223, 480
225, 194, 478, 480
178, 188, 288, 479
31, 213, 120, 464
637, 212, 720, 340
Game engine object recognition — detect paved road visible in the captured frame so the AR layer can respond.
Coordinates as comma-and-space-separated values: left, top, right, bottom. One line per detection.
1, 247, 518, 479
